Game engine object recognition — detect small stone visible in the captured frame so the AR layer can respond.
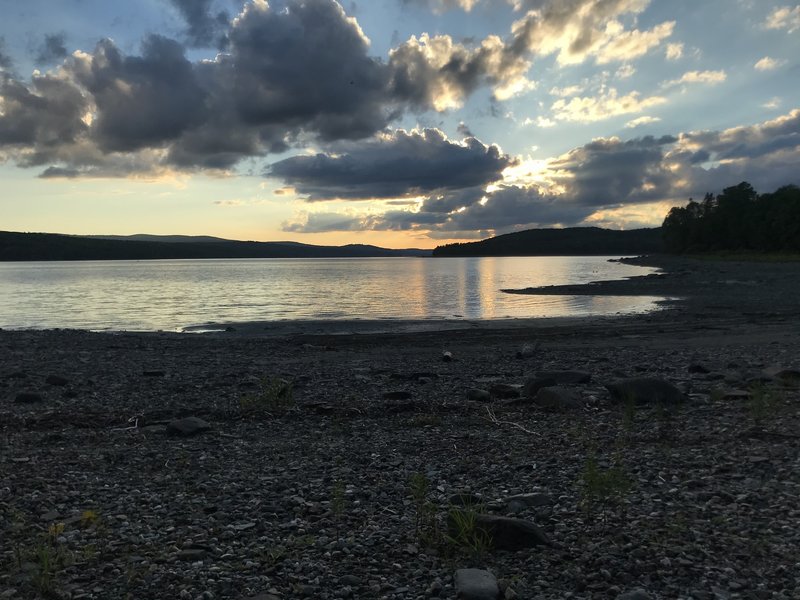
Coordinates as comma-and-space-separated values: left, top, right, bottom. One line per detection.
167, 417, 212, 437
143, 370, 166, 377
489, 383, 520, 399
616, 590, 650, 600
45, 375, 69, 386
449, 492, 483, 507
455, 569, 500, 600
177, 549, 206, 561
466, 388, 491, 402
382, 390, 412, 400
505, 493, 553, 509
442, 351, 453, 362
14, 391, 43, 404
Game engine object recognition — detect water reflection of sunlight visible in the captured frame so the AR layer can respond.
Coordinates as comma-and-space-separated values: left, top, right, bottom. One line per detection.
0, 257, 665, 330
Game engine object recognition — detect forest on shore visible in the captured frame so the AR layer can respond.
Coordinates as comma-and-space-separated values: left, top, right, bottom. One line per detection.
662, 182, 800, 253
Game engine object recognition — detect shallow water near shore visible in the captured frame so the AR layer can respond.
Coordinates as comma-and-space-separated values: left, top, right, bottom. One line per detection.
0, 256, 664, 331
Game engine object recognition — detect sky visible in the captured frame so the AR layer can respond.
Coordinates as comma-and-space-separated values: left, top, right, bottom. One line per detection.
0, 0, 798, 248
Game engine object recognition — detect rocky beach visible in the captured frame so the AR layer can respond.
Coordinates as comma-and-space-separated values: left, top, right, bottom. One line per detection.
1, 256, 799, 600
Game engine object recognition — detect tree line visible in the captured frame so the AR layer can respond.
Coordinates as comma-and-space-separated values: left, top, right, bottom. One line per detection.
662, 182, 800, 253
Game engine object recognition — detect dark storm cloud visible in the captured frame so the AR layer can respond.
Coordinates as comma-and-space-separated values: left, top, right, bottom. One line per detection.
0, 74, 88, 152
0, 0, 405, 175
548, 135, 678, 206
168, 0, 231, 48
223, 0, 393, 141
72, 35, 208, 153
268, 129, 514, 200
35, 33, 68, 65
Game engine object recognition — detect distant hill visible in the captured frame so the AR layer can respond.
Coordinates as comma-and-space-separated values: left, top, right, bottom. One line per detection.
0, 231, 432, 261
432, 227, 664, 256
87, 234, 233, 244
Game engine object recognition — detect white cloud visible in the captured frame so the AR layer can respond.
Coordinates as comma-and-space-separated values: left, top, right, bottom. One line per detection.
665, 42, 684, 60
663, 70, 727, 88
595, 20, 675, 64
764, 5, 800, 32
616, 64, 636, 79
625, 116, 662, 128
510, 0, 672, 66
754, 56, 785, 71
551, 88, 667, 123
549, 84, 585, 97
763, 97, 781, 109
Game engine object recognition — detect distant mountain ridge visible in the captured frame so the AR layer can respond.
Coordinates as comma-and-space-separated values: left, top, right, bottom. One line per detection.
433, 227, 664, 256
0, 231, 432, 261
87, 234, 234, 244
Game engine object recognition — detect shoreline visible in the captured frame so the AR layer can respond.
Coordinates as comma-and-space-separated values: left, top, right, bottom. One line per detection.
2, 256, 800, 599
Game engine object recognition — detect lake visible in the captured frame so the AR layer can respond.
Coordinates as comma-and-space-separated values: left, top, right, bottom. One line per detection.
0, 256, 663, 331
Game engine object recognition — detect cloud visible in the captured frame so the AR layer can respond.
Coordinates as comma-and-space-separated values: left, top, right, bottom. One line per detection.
625, 115, 661, 128
268, 128, 515, 200
550, 88, 666, 123
765, 5, 800, 32
662, 69, 727, 88
665, 42, 683, 60
754, 56, 785, 71
400, 0, 480, 12
35, 33, 68, 65
74, 36, 209, 153
283, 211, 374, 233
763, 97, 781, 109
615, 64, 636, 79
168, 0, 231, 48
388, 32, 534, 109
0, 37, 13, 71
510, 0, 672, 66
594, 20, 674, 64
0, 72, 88, 154
282, 109, 800, 236
0, 0, 406, 175
549, 84, 585, 97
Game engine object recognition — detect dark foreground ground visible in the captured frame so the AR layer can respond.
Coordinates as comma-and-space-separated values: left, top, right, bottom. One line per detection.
1, 256, 799, 600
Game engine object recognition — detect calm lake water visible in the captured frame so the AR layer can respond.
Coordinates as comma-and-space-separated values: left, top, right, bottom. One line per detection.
0, 256, 663, 331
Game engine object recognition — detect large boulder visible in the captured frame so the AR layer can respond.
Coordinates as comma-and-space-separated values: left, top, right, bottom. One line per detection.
533, 386, 583, 411
454, 569, 500, 600
469, 514, 551, 550
605, 377, 684, 406
489, 383, 520, 400
522, 376, 557, 398
535, 370, 592, 384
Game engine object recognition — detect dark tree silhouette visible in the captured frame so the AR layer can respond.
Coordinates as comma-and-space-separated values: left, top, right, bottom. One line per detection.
662, 182, 800, 253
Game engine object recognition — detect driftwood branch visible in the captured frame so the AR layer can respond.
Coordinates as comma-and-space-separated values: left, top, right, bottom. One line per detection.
484, 406, 538, 435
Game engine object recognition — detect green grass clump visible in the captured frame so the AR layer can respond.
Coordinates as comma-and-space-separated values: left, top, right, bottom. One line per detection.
408, 473, 440, 548
239, 376, 294, 415
445, 506, 492, 560
747, 384, 782, 425
580, 453, 630, 525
